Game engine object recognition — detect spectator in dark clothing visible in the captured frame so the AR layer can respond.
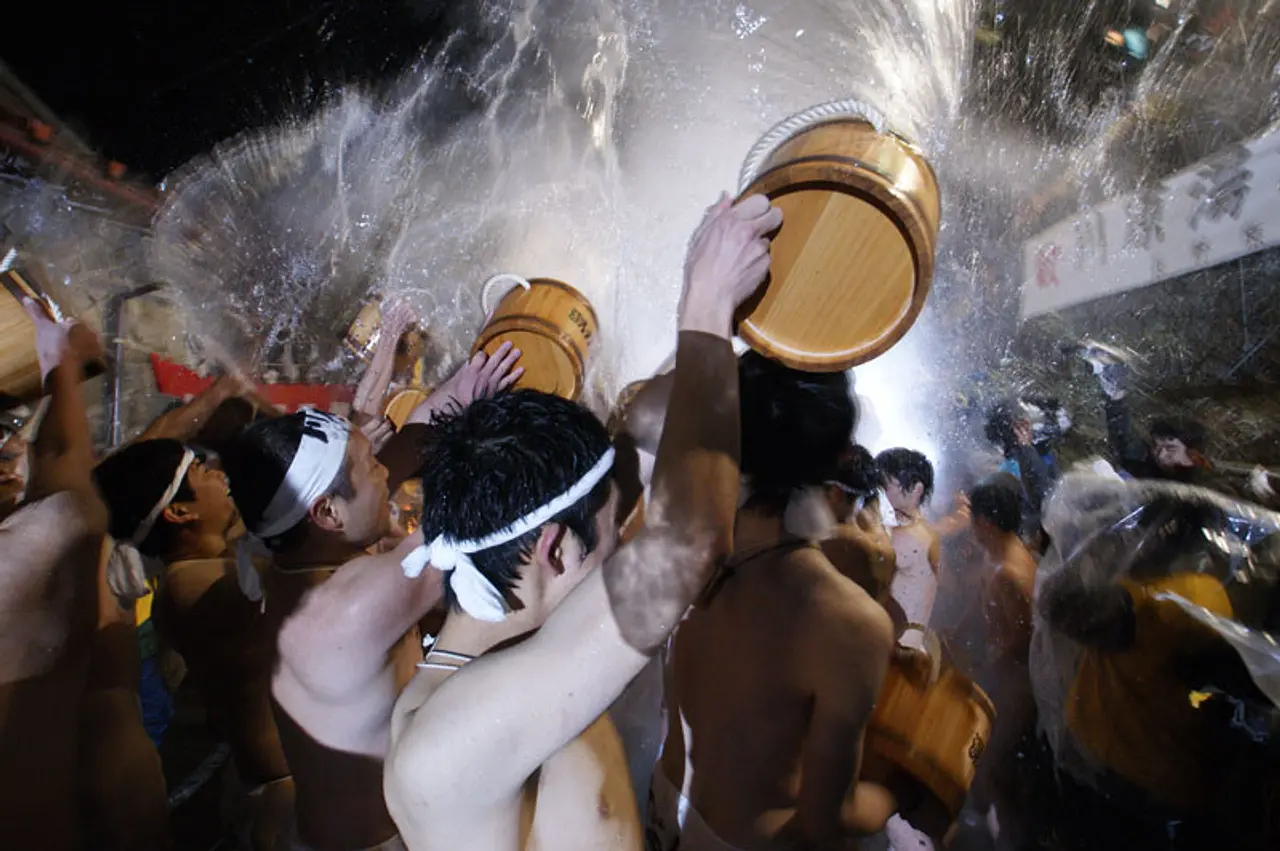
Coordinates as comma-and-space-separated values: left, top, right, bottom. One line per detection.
985, 400, 1053, 543
1084, 349, 1244, 494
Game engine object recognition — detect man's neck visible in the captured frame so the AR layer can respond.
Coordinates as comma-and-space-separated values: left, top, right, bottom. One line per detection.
275, 534, 366, 571
894, 504, 923, 525
433, 609, 541, 660
167, 532, 233, 564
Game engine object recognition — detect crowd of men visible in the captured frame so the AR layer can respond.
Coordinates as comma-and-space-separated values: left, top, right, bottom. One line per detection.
1, 189, 1277, 851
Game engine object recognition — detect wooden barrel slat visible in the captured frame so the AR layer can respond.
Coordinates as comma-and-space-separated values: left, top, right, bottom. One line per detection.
0, 286, 42, 403
472, 278, 597, 401
737, 119, 939, 372
865, 659, 995, 816
383, 387, 433, 429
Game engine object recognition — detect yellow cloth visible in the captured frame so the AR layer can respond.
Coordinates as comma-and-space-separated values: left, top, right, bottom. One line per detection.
1066, 573, 1233, 811
135, 587, 155, 627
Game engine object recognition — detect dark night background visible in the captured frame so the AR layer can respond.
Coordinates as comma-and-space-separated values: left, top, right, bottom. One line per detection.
2, 0, 470, 179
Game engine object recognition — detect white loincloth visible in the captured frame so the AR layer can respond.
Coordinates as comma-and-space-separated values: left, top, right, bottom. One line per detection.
884, 813, 935, 851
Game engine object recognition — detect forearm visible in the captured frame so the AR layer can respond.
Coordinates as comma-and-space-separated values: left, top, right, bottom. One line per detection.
604, 330, 739, 653
378, 423, 429, 493
139, 378, 237, 442
351, 330, 399, 420
28, 355, 98, 506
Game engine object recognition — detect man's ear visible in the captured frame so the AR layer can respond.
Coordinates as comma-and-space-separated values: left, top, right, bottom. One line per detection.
309, 495, 344, 534
911, 482, 926, 503
535, 523, 570, 576
161, 502, 199, 525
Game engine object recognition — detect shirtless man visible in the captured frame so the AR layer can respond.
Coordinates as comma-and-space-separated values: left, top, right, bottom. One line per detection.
818, 444, 897, 602
222, 342, 522, 851
967, 474, 1037, 851
383, 192, 779, 851
0, 302, 109, 850
653, 351, 896, 851
876, 448, 942, 638
93, 434, 292, 849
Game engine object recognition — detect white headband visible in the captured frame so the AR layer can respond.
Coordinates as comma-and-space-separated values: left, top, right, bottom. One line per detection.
134, 449, 197, 545
401, 447, 616, 622
253, 411, 351, 539
104, 448, 197, 606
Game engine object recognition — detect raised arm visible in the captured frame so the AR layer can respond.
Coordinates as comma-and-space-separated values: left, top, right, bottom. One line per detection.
389, 193, 781, 812
24, 301, 104, 523
376, 341, 522, 493
137, 373, 272, 443
350, 304, 416, 426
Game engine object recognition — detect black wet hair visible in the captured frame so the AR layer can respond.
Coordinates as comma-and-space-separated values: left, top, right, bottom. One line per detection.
971, 473, 1023, 534
416, 390, 614, 614
739, 350, 856, 512
876, 447, 935, 503
93, 438, 196, 559
221, 411, 354, 552
829, 444, 881, 501
1149, 415, 1207, 453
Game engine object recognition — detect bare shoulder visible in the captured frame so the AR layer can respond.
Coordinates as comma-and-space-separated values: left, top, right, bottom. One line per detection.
1, 491, 93, 550
793, 549, 893, 650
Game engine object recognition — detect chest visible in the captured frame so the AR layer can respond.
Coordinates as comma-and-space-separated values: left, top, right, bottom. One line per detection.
523, 715, 641, 851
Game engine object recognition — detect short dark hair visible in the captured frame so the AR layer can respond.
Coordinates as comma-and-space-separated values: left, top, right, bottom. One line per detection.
739, 351, 855, 512
93, 439, 195, 558
416, 390, 614, 614
830, 444, 881, 501
971, 473, 1022, 534
1149, 415, 1207, 453
877, 448, 935, 502
221, 411, 354, 552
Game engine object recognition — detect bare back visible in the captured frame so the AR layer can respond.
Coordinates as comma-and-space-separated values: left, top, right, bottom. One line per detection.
660, 513, 893, 849
390, 655, 642, 851
265, 564, 422, 850
0, 493, 104, 850
153, 558, 288, 785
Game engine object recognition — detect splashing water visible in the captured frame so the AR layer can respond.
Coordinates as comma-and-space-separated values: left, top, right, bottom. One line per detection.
144, 0, 974, 417
7, 0, 1277, 468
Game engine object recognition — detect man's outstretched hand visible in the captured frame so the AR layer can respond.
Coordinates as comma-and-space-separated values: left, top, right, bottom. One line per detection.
406, 341, 523, 425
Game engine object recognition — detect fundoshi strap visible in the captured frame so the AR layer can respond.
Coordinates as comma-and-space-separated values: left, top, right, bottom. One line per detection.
401, 447, 616, 622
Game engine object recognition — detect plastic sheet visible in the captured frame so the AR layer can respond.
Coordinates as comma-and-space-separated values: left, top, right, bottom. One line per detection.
1031, 472, 1280, 840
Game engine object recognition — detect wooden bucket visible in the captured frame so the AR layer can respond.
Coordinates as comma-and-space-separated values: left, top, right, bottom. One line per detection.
0, 286, 43, 405
344, 300, 383, 360
737, 118, 940, 371
383, 387, 432, 430
472, 277, 597, 401
0, 267, 104, 406
865, 656, 995, 818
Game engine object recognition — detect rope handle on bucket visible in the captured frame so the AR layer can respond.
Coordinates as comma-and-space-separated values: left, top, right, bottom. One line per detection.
480, 273, 532, 319
737, 97, 894, 195
898, 622, 944, 688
